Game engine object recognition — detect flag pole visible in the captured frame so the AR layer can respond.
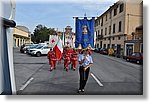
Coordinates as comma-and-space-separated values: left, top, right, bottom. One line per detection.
63, 28, 65, 46
73, 17, 97, 19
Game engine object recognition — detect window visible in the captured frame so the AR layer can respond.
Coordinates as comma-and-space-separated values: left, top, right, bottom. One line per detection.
95, 21, 97, 26
113, 24, 116, 33
114, 8, 117, 16
135, 53, 140, 57
101, 29, 103, 35
108, 37, 110, 40
105, 27, 107, 35
132, 53, 136, 56
119, 4, 124, 13
103, 44, 106, 49
101, 17, 103, 26
118, 21, 122, 32
109, 11, 112, 19
43, 46, 49, 49
106, 14, 107, 21
98, 30, 100, 35
17, 39, 19, 47
112, 37, 115, 40
97, 44, 99, 48
96, 31, 97, 37
37, 46, 43, 49
118, 36, 121, 40
99, 19, 100, 25
112, 44, 115, 49
109, 26, 111, 34
107, 44, 110, 48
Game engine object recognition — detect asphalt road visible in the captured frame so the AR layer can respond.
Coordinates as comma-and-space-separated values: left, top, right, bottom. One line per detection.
13, 48, 143, 95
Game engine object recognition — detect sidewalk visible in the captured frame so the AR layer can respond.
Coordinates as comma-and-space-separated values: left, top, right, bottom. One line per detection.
95, 53, 142, 68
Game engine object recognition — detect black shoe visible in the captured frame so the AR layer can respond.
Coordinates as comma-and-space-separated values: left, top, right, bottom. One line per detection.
50, 69, 53, 72
78, 89, 81, 93
73, 69, 76, 71
81, 89, 84, 92
66, 69, 68, 72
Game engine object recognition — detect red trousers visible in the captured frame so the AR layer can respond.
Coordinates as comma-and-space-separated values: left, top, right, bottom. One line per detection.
64, 60, 70, 70
50, 60, 56, 70
72, 60, 77, 69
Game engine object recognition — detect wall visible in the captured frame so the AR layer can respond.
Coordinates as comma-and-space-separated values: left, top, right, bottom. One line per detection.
124, 2, 143, 35
13, 28, 29, 37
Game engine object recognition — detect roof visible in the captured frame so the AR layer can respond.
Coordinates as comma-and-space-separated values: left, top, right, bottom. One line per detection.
96, 0, 123, 20
16, 26, 30, 33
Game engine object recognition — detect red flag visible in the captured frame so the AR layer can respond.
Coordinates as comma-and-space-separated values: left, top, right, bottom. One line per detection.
53, 38, 63, 60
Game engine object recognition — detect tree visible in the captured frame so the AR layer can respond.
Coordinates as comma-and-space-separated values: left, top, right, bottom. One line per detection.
32, 24, 56, 43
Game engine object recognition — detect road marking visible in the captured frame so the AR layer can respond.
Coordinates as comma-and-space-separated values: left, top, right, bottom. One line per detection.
19, 77, 34, 91
90, 73, 103, 87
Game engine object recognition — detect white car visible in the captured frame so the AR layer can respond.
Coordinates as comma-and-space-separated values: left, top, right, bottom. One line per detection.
27, 44, 39, 54
30, 46, 50, 57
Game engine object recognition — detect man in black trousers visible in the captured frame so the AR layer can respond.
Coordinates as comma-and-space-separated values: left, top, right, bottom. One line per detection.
78, 49, 93, 93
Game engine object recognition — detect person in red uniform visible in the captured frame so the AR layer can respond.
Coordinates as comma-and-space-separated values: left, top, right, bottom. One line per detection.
71, 49, 78, 71
49, 51, 57, 71
47, 48, 53, 65
64, 52, 70, 72
67, 46, 73, 58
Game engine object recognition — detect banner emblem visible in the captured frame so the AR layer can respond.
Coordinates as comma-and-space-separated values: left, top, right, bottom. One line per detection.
82, 26, 88, 34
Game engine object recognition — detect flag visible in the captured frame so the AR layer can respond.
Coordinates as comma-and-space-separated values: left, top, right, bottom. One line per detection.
71, 38, 75, 48
53, 38, 63, 60
75, 17, 95, 49
49, 35, 58, 48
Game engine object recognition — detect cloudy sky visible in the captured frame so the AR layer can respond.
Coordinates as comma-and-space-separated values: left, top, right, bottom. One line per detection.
15, 0, 118, 33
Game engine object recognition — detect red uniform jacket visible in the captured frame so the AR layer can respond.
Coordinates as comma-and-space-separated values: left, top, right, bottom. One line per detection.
47, 51, 53, 59
71, 54, 78, 61
64, 54, 70, 62
50, 54, 57, 61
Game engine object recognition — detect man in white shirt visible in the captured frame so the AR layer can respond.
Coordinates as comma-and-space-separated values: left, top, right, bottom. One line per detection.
78, 49, 93, 93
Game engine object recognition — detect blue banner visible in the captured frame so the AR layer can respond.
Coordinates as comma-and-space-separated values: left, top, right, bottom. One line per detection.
75, 17, 95, 49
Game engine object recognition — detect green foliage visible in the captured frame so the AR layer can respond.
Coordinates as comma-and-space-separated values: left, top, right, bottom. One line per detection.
32, 24, 56, 43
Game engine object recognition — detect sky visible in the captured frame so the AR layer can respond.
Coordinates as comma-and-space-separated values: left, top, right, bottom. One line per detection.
15, 0, 118, 33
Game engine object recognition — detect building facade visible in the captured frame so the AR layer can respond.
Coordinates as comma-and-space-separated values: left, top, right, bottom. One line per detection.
95, 0, 143, 57
125, 25, 143, 56
13, 26, 31, 47
64, 26, 75, 48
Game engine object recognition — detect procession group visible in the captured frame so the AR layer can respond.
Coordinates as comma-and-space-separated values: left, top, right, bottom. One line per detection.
47, 46, 78, 72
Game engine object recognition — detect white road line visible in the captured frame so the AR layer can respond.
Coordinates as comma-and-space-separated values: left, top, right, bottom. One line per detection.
90, 73, 103, 87
19, 77, 34, 91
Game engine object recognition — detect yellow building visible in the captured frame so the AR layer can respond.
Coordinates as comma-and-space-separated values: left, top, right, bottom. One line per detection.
95, 0, 143, 57
13, 26, 32, 47
125, 25, 143, 56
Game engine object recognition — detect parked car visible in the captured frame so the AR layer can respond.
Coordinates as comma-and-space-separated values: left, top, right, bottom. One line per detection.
20, 44, 32, 53
38, 43, 48, 46
94, 48, 99, 53
30, 45, 50, 57
126, 52, 143, 64
100, 48, 108, 55
27, 44, 39, 54
99, 48, 104, 54
103, 49, 108, 55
